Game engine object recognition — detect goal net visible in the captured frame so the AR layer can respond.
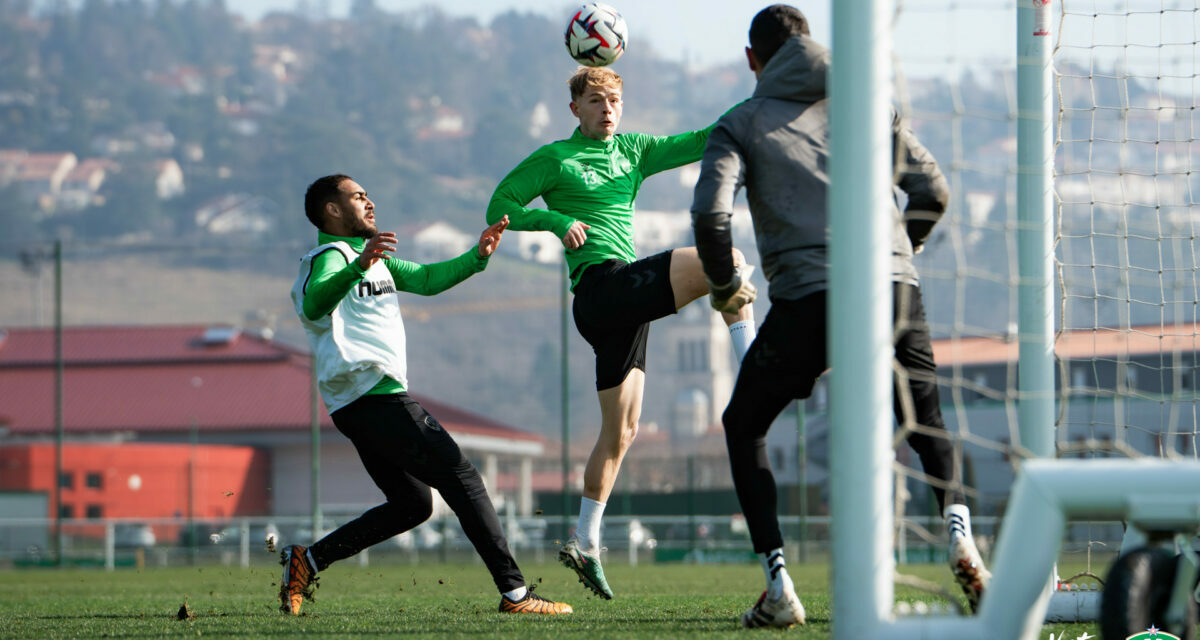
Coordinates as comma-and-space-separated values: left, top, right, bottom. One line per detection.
878, 0, 1199, 625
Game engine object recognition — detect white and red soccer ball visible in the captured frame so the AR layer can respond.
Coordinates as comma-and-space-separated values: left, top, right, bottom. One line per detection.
565, 3, 628, 67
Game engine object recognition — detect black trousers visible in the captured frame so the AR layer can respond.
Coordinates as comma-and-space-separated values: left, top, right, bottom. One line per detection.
724, 283, 963, 553
308, 392, 524, 593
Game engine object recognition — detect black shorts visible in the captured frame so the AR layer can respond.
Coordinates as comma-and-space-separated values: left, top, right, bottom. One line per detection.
572, 251, 676, 390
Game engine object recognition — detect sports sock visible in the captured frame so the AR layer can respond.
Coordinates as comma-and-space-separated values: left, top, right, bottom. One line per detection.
944, 503, 973, 543
729, 320, 756, 362
576, 497, 606, 553
502, 586, 528, 602
761, 548, 793, 599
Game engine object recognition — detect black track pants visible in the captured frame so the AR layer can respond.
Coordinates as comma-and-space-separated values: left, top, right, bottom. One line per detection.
724, 284, 962, 553
308, 392, 524, 593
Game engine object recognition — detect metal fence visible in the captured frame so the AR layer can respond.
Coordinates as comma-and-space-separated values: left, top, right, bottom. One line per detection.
0, 513, 1126, 573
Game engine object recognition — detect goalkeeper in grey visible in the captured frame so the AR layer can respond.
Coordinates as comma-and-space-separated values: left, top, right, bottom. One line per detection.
690, 4, 992, 627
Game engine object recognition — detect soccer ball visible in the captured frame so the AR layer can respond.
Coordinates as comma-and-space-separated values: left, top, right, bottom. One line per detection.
565, 3, 627, 67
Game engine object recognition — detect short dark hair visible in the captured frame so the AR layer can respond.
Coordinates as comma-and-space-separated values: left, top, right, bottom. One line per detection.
749, 4, 810, 68
304, 174, 353, 230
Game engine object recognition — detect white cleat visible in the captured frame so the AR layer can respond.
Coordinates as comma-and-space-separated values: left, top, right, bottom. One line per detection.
741, 589, 806, 629
949, 535, 991, 612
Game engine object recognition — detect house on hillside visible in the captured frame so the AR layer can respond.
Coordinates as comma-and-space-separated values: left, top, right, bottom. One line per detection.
1, 151, 77, 213
194, 194, 275, 234
59, 158, 116, 211
152, 158, 185, 200
0, 325, 550, 523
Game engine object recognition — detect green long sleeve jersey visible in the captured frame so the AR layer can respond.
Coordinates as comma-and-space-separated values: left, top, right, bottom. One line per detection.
486, 125, 713, 290
301, 229, 488, 395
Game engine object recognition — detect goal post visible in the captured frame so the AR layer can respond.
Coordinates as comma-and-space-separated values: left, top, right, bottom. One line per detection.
828, 0, 1200, 638
828, 0, 897, 634
1016, 0, 1056, 462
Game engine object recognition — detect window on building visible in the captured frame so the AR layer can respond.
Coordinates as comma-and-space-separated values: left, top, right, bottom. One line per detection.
1071, 367, 1087, 390
678, 339, 709, 372
85, 505, 103, 519
1123, 366, 1139, 390
59, 471, 74, 489
59, 504, 74, 519
86, 472, 103, 489
971, 372, 989, 403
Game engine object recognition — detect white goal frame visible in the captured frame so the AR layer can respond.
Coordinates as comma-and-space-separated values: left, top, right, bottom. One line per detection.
828, 1, 1200, 638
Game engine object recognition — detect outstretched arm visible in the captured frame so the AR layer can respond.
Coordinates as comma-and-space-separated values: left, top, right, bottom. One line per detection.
387, 218, 508, 295
475, 215, 509, 258
639, 101, 744, 177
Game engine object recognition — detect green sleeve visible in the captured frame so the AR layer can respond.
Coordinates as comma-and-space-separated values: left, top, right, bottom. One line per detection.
635, 125, 714, 177
385, 247, 488, 296
486, 148, 577, 238
637, 102, 746, 176
301, 249, 366, 321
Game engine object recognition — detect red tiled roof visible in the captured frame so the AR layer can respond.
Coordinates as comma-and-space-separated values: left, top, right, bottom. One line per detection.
0, 325, 543, 444
16, 152, 73, 180
931, 322, 1200, 366
64, 158, 115, 182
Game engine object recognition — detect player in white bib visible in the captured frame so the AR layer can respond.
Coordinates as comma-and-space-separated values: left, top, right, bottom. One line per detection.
278, 174, 572, 617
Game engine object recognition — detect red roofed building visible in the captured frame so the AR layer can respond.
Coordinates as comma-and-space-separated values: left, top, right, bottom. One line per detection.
11, 151, 76, 211
0, 325, 549, 520
59, 158, 117, 211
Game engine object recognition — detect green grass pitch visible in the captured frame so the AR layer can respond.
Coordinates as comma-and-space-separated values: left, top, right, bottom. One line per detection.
0, 560, 1102, 638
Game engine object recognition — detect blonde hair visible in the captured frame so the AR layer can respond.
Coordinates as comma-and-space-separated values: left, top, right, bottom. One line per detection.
568, 66, 623, 101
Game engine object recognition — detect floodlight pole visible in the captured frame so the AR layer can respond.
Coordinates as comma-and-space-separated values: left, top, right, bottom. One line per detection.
561, 259, 571, 533
53, 239, 64, 566
829, 0, 894, 637
310, 358, 321, 539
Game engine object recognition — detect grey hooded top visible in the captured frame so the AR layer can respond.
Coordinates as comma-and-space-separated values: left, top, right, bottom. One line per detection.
690, 34, 949, 302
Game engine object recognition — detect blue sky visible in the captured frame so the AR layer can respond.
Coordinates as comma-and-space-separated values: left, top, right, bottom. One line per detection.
232, 1, 836, 70
229, 1, 1038, 78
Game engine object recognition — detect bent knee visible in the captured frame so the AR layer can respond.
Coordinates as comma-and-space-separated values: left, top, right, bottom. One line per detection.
623, 422, 639, 448
408, 494, 434, 522
600, 420, 639, 453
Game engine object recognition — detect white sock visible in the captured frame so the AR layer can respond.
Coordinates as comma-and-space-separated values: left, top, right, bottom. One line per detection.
576, 497, 606, 553
729, 320, 756, 362
944, 503, 973, 543
502, 586, 528, 602
761, 548, 793, 599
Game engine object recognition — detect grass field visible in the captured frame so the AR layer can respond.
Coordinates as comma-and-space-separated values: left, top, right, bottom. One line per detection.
0, 560, 1106, 639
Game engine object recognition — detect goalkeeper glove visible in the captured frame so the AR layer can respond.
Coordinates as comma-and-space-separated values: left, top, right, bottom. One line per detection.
707, 264, 757, 314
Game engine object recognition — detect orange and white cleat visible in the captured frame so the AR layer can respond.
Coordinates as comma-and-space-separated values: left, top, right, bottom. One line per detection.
278, 544, 318, 615
498, 591, 574, 615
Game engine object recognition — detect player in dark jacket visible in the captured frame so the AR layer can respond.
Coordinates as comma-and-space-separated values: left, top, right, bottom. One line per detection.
690, 4, 991, 627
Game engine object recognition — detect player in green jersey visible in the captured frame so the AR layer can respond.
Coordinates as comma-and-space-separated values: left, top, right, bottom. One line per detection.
487, 67, 758, 600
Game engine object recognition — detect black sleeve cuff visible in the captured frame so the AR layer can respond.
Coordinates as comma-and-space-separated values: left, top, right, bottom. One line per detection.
693, 212, 735, 285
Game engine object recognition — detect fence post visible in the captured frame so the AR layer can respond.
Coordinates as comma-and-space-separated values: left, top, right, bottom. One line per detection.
104, 520, 114, 571
239, 519, 250, 568
687, 455, 695, 563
